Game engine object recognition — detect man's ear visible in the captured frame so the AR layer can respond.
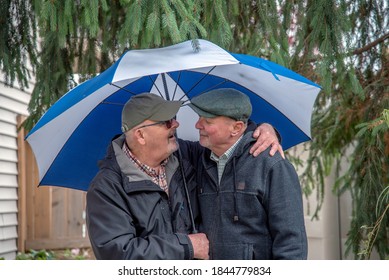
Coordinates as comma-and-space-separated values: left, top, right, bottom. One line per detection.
231, 121, 245, 136
134, 129, 146, 145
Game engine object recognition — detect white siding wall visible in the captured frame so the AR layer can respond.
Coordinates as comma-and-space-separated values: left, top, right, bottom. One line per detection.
292, 144, 380, 260
0, 77, 31, 259
291, 144, 346, 259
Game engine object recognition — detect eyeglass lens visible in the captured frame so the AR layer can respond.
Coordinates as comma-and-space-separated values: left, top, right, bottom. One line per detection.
164, 119, 173, 129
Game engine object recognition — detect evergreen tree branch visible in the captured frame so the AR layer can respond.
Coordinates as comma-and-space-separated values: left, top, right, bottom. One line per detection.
352, 33, 389, 55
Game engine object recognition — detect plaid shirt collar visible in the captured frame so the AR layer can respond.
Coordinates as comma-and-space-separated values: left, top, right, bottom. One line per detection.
122, 143, 169, 195
210, 135, 243, 162
210, 135, 243, 183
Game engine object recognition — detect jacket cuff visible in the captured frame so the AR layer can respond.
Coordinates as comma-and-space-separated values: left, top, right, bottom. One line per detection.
175, 233, 194, 260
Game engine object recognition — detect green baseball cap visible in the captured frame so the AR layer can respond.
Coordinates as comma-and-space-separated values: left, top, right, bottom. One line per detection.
188, 88, 252, 122
121, 93, 183, 132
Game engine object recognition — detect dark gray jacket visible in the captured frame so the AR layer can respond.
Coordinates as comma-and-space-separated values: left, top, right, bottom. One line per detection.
194, 132, 308, 259
86, 134, 200, 259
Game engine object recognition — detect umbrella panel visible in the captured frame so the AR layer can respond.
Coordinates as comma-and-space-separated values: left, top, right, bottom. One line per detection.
41, 103, 122, 190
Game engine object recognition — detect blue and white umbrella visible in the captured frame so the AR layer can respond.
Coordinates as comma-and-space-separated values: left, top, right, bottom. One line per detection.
26, 39, 321, 191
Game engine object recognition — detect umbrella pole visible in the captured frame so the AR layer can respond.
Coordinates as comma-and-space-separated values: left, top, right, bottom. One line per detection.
177, 146, 198, 234
161, 73, 198, 234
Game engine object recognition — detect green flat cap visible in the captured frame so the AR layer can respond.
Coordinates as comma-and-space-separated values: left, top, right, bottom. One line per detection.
121, 93, 183, 132
188, 88, 252, 122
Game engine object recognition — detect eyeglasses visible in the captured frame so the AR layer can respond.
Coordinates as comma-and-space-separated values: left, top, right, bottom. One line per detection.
137, 119, 174, 129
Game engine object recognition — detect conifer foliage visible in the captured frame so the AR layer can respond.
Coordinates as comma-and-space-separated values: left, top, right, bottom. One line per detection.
1, 0, 388, 259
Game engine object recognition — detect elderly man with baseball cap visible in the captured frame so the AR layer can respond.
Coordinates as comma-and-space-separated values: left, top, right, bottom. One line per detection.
86, 92, 281, 260
188, 88, 308, 259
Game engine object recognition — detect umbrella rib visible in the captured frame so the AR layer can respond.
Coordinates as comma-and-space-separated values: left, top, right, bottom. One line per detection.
161, 73, 170, 100
100, 101, 126, 106
184, 66, 217, 96
109, 83, 137, 96
178, 71, 230, 105
171, 71, 181, 101
148, 75, 165, 98
180, 66, 230, 102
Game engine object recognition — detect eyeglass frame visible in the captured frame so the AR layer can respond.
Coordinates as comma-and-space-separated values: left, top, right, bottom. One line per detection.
137, 118, 174, 130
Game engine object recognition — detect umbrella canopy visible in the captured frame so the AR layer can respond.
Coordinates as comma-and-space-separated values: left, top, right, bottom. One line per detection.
26, 39, 321, 191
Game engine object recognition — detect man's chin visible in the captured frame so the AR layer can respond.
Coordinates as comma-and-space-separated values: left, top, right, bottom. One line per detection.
169, 139, 179, 152
198, 139, 208, 148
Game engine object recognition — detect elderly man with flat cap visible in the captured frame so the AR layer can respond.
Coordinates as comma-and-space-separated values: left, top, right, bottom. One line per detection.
188, 88, 308, 260
86, 93, 282, 260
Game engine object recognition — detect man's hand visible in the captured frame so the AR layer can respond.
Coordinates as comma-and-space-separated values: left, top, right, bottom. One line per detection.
188, 233, 209, 260
251, 123, 285, 159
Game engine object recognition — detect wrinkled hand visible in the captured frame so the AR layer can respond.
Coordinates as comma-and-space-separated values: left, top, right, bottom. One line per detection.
250, 123, 285, 159
188, 233, 209, 260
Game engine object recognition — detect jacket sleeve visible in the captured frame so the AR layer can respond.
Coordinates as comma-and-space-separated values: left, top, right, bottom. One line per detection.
265, 159, 308, 259
177, 138, 204, 166
176, 121, 282, 163
86, 172, 194, 260
246, 120, 282, 143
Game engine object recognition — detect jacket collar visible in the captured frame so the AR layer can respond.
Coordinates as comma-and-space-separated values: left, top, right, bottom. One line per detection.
110, 134, 179, 192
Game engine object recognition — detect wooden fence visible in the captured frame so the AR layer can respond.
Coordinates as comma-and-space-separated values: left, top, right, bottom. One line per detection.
17, 116, 90, 252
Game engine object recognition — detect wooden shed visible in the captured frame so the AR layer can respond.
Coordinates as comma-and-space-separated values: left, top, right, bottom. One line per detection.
17, 121, 90, 252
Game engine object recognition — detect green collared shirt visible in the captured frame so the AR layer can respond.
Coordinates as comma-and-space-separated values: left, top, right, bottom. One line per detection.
210, 135, 243, 184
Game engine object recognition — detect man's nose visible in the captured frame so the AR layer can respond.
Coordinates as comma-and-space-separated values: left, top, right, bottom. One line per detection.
172, 118, 179, 128
195, 117, 202, 129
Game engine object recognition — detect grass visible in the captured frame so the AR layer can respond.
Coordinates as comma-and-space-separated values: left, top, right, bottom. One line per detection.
12, 248, 95, 260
